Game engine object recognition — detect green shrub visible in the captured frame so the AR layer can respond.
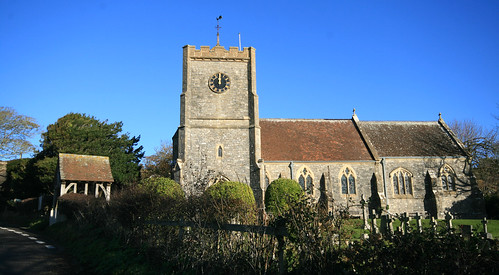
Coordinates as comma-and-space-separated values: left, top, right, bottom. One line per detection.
265, 178, 304, 215
140, 177, 184, 200
204, 181, 256, 223
205, 181, 255, 205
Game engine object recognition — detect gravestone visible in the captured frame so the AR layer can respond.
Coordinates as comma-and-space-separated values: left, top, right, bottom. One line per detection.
430, 216, 437, 233
482, 217, 493, 239
360, 195, 370, 230
415, 212, 423, 233
370, 209, 378, 235
445, 212, 454, 234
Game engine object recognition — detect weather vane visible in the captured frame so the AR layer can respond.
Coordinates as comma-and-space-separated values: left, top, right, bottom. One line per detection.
216, 15, 222, 46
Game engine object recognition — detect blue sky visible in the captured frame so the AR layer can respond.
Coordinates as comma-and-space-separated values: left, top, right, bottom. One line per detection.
1, 0, 498, 158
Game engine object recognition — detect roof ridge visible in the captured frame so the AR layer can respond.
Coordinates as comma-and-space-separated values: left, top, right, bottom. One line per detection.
361, 120, 438, 124
261, 118, 351, 122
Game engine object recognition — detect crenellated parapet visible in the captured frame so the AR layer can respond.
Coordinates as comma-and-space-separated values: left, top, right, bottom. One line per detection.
184, 45, 253, 61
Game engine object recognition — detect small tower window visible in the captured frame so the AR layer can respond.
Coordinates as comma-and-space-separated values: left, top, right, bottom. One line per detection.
217, 145, 223, 158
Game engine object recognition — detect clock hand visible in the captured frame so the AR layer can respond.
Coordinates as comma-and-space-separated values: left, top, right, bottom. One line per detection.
218, 73, 221, 85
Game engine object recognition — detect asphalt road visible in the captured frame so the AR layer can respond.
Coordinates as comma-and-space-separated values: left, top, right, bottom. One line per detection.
0, 226, 74, 275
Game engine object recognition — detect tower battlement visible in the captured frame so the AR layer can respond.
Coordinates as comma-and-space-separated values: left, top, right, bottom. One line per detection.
184, 45, 253, 61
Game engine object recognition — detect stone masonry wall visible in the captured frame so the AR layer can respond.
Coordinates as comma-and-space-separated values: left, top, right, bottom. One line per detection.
263, 161, 377, 216
263, 157, 481, 218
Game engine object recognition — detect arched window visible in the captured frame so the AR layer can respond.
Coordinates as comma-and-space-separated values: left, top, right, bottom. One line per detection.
440, 165, 456, 191
390, 168, 413, 195
340, 167, 356, 195
218, 146, 223, 158
297, 166, 314, 194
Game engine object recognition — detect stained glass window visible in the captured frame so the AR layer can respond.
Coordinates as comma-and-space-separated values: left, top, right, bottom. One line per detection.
393, 175, 399, 194
399, 172, 406, 194
348, 174, 356, 194
341, 175, 348, 194
405, 174, 412, 195
442, 176, 448, 190
298, 167, 314, 193
440, 165, 456, 192
299, 175, 305, 190
340, 167, 356, 195
392, 168, 413, 196
306, 175, 313, 192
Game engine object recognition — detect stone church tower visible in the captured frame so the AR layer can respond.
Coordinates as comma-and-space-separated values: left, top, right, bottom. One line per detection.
173, 45, 264, 203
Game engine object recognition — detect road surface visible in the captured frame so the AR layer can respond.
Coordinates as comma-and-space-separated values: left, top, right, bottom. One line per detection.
0, 226, 74, 275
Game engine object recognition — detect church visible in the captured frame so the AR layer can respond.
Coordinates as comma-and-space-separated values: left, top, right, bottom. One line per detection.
172, 43, 484, 219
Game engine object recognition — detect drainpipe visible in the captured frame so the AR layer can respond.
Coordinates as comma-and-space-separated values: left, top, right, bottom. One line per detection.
289, 161, 294, 180
381, 158, 389, 209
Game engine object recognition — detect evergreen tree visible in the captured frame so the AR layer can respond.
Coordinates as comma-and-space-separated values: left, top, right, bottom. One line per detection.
39, 113, 144, 186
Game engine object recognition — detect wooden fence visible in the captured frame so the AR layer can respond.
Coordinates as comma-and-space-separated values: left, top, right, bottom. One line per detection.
145, 220, 289, 274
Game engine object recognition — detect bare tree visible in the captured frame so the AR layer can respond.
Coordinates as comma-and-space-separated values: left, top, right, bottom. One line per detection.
450, 119, 498, 195
449, 119, 497, 167
0, 107, 39, 160
141, 140, 174, 179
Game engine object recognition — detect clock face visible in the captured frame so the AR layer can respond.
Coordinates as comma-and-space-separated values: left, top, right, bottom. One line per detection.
208, 72, 230, 93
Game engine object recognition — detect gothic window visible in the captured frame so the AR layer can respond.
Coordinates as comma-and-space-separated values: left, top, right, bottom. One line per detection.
440, 165, 456, 191
297, 166, 314, 194
393, 175, 399, 195
306, 174, 313, 193
218, 146, 223, 158
299, 175, 305, 189
340, 167, 356, 195
391, 168, 413, 195
341, 175, 348, 194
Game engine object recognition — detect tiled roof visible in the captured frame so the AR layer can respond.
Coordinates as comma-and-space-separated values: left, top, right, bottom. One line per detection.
260, 119, 373, 161
359, 121, 466, 157
59, 153, 114, 182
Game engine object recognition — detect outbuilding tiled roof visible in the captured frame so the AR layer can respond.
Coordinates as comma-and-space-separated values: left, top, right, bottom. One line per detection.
260, 119, 374, 161
58, 153, 114, 182
358, 121, 466, 157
